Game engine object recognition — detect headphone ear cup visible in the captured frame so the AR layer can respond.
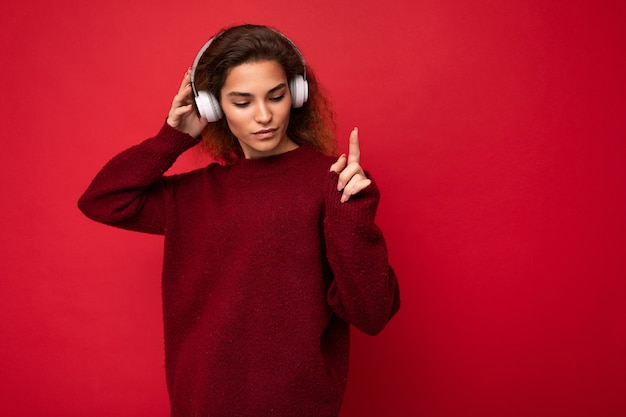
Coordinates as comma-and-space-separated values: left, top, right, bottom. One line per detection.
289, 75, 309, 108
195, 90, 223, 122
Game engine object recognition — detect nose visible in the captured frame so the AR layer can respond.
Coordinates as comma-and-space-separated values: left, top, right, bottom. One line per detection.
254, 101, 272, 124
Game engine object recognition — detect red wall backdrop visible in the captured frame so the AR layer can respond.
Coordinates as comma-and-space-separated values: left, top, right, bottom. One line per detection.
1, 0, 625, 416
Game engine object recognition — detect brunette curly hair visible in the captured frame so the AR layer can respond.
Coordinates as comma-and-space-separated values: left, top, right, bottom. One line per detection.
193, 24, 338, 164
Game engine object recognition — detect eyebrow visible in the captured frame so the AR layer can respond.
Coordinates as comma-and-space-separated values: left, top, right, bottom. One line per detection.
226, 83, 288, 98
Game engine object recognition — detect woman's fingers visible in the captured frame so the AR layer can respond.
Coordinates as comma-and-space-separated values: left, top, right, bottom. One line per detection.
335, 160, 371, 202
347, 127, 360, 165
340, 173, 371, 203
330, 154, 347, 174
329, 127, 371, 203
166, 70, 208, 137
178, 68, 192, 92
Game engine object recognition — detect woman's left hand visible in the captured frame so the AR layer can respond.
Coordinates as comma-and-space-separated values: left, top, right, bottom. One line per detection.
330, 128, 372, 203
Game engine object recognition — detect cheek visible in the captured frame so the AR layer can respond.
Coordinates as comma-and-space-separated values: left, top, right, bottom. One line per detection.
279, 104, 292, 124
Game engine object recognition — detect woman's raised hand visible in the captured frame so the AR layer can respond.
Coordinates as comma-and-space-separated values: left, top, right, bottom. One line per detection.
330, 128, 372, 203
166, 68, 209, 138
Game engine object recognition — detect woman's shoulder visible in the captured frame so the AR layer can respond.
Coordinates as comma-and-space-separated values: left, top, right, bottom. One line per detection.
161, 160, 228, 186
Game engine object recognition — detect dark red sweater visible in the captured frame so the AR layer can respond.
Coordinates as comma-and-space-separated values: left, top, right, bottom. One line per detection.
78, 123, 400, 417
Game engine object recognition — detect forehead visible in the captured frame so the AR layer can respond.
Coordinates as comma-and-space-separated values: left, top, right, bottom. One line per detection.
222, 60, 287, 93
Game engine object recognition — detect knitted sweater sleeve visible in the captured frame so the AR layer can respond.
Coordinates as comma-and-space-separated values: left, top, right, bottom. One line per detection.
323, 171, 401, 335
77, 123, 201, 234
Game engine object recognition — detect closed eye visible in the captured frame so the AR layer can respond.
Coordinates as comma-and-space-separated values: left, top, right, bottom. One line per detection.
232, 94, 284, 108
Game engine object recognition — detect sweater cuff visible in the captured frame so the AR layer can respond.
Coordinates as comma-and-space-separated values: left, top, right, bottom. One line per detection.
324, 171, 380, 226
155, 122, 203, 154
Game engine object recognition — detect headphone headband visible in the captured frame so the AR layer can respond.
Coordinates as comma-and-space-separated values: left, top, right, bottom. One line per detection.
189, 36, 216, 100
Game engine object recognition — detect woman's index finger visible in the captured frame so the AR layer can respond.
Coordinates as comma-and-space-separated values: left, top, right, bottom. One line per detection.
348, 127, 360, 164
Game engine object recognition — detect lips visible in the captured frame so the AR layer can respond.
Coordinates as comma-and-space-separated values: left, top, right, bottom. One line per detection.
253, 128, 277, 139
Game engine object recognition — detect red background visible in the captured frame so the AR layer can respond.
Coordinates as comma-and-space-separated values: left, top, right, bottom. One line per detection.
2, 1, 625, 416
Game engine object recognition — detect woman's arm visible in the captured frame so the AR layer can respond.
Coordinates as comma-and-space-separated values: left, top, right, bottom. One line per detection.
324, 129, 400, 335
77, 124, 201, 234
77, 70, 208, 234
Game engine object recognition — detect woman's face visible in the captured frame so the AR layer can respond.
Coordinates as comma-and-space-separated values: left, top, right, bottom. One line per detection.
220, 60, 297, 159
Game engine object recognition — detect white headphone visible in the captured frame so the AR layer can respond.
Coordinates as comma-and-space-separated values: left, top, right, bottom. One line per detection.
190, 30, 309, 122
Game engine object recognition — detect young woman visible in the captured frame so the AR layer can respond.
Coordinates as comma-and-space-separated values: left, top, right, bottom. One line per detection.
78, 24, 400, 417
